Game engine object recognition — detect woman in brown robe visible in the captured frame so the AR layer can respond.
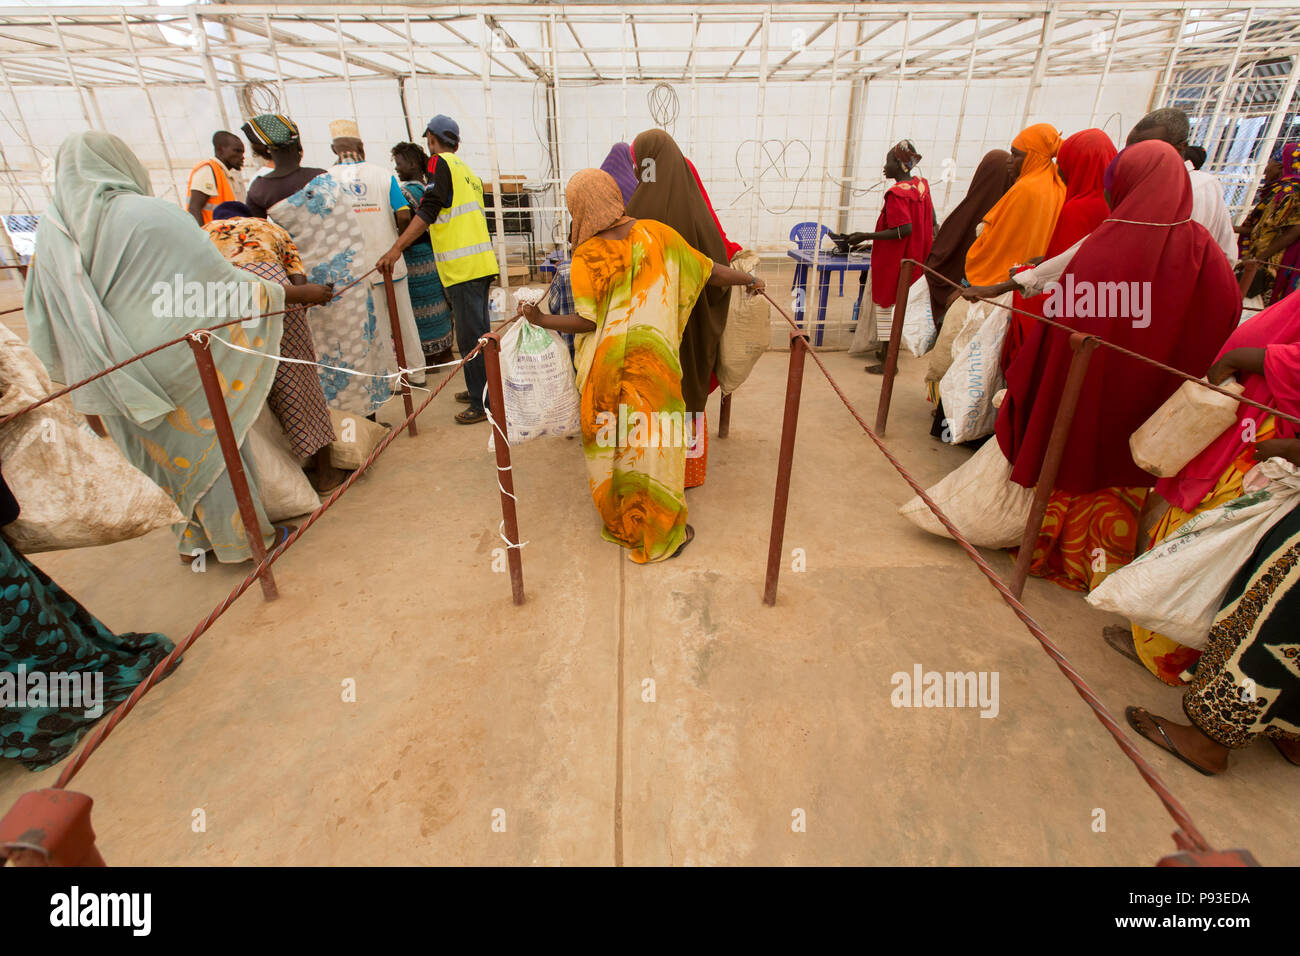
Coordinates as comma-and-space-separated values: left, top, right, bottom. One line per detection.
626, 130, 732, 487
923, 149, 1015, 328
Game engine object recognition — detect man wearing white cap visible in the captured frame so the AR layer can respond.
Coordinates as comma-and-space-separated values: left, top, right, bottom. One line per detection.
378, 114, 499, 425
328, 118, 426, 385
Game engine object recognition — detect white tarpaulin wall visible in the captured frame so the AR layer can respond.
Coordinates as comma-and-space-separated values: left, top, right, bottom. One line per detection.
2, 3, 1299, 262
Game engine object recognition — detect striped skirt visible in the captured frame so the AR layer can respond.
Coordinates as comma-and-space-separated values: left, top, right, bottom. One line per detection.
241, 260, 335, 459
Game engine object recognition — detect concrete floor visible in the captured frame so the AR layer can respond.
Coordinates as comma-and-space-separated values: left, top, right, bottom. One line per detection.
1, 270, 1297, 866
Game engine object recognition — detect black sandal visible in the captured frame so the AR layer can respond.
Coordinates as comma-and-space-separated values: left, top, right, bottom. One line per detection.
454, 390, 471, 405
1124, 706, 1220, 777
668, 524, 695, 559
1103, 625, 1144, 666
455, 407, 487, 425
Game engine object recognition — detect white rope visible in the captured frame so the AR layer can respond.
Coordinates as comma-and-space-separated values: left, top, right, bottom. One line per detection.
198, 331, 458, 392
478, 366, 529, 551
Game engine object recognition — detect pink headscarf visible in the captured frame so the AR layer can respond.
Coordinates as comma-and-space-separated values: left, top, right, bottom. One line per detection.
1156, 290, 1300, 511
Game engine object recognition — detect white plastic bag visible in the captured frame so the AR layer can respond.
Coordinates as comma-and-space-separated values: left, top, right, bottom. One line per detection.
898, 438, 1033, 548
246, 406, 320, 522
1086, 458, 1300, 645
937, 294, 1011, 444
489, 317, 582, 446
901, 279, 936, 358
0, 325, 184, 552
717, 250, 769, 394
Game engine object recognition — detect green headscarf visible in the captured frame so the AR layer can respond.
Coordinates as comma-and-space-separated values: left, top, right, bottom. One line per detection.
23, 131, 288, 562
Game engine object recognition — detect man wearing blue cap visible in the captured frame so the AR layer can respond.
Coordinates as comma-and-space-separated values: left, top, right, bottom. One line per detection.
379, 114, 499, 425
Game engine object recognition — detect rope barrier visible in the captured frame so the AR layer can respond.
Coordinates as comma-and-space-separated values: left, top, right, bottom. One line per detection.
908, 258, 1300, 429
760, 287, 1215, 853
52, 337, 484, 789
0, 267, 379, 429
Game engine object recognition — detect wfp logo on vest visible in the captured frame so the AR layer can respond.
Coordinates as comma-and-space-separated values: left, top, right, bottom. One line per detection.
343, 179, 367, 201
150, 274, 264, 326
1042, 275, 1152, 328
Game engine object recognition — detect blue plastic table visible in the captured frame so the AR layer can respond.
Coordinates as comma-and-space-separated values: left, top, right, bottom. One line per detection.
786, 248, 871, 345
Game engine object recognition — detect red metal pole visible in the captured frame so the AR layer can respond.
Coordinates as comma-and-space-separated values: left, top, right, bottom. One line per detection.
186, 334, 278, 601
874, 259, 914, 436
0, 789, 105, 866
1010, 333, 1098, 599
718, 392, 732, 438
764, 330, 809, 606
482, 332, 525, 606
381, 272, 418, 437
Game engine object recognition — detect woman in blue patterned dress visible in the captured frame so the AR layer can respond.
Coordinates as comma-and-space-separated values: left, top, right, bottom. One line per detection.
392, 142, 455, 367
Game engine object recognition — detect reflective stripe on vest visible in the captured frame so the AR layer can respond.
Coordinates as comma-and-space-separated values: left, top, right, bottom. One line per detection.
429, 153, 499, 286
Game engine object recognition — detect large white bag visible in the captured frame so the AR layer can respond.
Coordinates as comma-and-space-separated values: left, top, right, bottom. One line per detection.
898, 438, 1033, 548
490, 316, 582, 447
901, 278, 937, 358
0, 325, 184, 553
245, 406, 320, 522
937, 294, 1012, 444
717, 250, 769, 394
1086, 458, 1300, 645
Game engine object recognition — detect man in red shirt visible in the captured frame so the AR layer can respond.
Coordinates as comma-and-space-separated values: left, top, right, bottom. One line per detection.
840, 140, 935, 373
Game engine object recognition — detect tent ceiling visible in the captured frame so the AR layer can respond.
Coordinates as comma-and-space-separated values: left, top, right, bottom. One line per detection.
0, 3, 1297, 88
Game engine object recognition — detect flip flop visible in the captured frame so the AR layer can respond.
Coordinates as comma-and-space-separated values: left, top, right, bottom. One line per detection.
1103, 625, 1144, 666
454, 390, 471, 405
455, 408, 487, 425
1124, 706, 1220, 777
1271, 738, 1300, 767
668, 524, 695, 559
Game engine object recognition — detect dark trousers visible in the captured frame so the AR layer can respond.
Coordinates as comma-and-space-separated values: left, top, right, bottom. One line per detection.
444, 275, 493, 413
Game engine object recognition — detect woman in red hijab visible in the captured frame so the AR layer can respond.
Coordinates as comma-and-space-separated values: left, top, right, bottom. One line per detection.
995, 139, 1241, 592
999, 128, 1117, 370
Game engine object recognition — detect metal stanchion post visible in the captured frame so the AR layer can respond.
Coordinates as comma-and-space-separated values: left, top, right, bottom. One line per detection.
381, 271, 418, 437
874, 259, 914, 436
482, 332, 525, 605
1010, 333, 1098, 599
186, 334, 278, 601
763, 329, 809, 606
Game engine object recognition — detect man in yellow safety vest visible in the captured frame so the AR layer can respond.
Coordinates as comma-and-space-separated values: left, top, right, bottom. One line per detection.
378, 115, 499, 425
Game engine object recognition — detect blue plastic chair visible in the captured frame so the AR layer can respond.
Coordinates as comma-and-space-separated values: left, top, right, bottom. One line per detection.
788, 221, 847, 297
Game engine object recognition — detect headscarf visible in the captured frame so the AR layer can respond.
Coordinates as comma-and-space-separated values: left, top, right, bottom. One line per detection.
1156, 292, 1300, 511
996, 140, 1242, 493
565, 169, 632, 248
963, 123, 1066, 286
1045, 128, 1117, 258
599, 143, 639, 205
686, 159, 743, 261
242, 114, 301, 150
890, 139, 923, 172
924, 149, 1014, 317
626, 129, 727, 413
212, 200, 253, 220
23, 132, 285, 540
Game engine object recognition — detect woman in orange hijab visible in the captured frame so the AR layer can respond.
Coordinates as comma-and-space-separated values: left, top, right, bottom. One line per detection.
963, 124, 1066, 287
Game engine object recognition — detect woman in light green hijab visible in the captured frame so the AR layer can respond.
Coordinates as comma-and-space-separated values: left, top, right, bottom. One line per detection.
24, 131, 329, 562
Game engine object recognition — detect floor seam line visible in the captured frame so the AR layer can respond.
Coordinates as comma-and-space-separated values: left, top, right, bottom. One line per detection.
614, 550, 625, 867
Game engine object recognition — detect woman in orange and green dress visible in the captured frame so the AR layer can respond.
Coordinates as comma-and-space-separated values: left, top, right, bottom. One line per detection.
517, 168, 763, 563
